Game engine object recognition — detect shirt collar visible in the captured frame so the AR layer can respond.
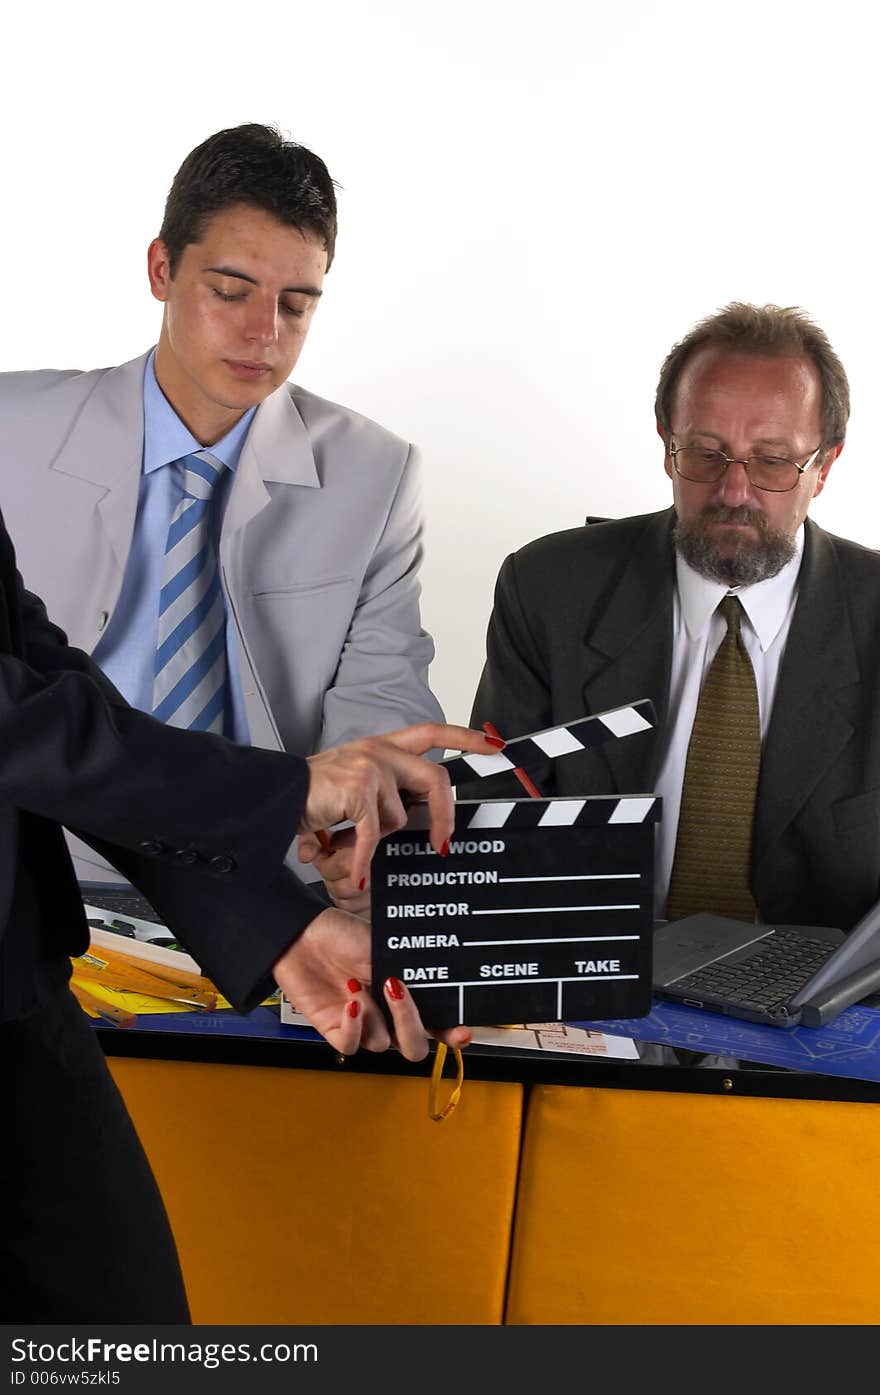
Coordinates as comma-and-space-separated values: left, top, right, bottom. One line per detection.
675, 525, 805, 653
142, 349, 256, 475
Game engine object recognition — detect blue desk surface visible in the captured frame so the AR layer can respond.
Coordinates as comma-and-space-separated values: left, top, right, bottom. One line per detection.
576, 1000, 880, 1081
112, 999, 880, 1083
121, 1005, 321, 1042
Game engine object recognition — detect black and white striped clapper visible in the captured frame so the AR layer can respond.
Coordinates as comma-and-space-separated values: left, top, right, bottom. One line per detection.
439, 699, 656, 786
456, 793, 658, 830
372, 789, 661, 1029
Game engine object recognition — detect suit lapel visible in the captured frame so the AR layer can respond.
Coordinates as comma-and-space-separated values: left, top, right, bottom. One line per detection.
218, 384, 320, 753
582, 510, 676, 792
0, 512, 15, 653
48, 353, 148, 574
754, 520, 858, 876
223, 384, 319, 538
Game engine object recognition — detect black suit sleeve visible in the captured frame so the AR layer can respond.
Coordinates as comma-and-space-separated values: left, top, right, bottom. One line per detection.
463, 551, 558, 800
18, 583, 130, 696
2, 555, 326, 1012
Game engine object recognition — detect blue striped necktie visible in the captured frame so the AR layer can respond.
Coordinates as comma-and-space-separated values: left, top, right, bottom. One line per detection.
152, 451, 229, 734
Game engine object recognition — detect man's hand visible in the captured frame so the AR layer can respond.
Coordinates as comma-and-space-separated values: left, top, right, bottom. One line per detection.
273, 906, 472, 1060
301, 722, 503, 894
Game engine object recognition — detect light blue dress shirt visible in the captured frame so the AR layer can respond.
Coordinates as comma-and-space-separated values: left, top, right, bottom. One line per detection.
94, 351, 256, 742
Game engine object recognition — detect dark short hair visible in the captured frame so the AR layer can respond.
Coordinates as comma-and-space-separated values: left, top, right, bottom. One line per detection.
655, 302, 850, 446
159, 123, 338, 277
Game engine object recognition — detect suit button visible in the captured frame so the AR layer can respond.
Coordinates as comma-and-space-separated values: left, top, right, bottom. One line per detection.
208, 853, 236, 875
172, 847, 199, 866
139, 838, 165, 857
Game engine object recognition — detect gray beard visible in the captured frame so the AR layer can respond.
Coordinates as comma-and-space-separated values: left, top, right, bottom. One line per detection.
673, 505, 796, 586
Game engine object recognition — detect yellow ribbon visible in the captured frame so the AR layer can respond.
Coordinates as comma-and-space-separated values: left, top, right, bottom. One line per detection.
428, 1042, 464, 1121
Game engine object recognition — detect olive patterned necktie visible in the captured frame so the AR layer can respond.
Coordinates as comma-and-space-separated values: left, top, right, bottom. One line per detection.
665, 595, 760, 922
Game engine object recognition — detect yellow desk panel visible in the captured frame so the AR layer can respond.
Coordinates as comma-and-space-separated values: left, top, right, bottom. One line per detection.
109, 1057, 522, 1325
507, 1084, 880, 1325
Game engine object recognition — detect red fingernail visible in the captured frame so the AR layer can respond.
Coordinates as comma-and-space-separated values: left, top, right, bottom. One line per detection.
440, 837, 450, 858
358, 877, 366, 892
385, 977, 405, 1001
484, 735, 505, 748
347, 1000, 360, 1019
346, 978, 362, 994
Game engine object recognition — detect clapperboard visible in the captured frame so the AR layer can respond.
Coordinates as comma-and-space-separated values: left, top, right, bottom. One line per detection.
371, 700, 661, 1027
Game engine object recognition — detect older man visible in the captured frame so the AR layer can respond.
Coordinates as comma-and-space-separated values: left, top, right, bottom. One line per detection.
469, 303, 880, 934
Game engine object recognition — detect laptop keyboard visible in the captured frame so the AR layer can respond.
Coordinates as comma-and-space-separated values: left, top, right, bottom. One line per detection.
80, 887, 166, 926
672, 929, 834, 1010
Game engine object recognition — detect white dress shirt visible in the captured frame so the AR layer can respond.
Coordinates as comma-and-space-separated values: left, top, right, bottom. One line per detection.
653, 527, 805, 918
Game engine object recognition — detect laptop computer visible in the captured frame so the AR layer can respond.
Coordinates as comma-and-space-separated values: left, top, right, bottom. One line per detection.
78, 880, 177, 945
653, 901, 880, 1028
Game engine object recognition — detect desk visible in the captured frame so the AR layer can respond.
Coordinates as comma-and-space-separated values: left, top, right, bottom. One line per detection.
100, 1012, 880, 1325
508, 1084, 880, 1324
104, 1036, 521, 1325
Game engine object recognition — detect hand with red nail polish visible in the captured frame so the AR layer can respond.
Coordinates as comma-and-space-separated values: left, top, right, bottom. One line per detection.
273, 904, 474, 1062
275, 720, 498, 1058
381, 974, 473, 1057
273, 907, 374, 1057
299, 825, 372, 924
300, 722, 507, 893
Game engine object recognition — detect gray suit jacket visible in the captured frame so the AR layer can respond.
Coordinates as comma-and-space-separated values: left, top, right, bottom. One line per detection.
469, 509, 880, 932
0, 350, 444, 759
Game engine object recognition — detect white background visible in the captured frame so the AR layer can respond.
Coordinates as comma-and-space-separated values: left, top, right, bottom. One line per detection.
2, 0, 878, 727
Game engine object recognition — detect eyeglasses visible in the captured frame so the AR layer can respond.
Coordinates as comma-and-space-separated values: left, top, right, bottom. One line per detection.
669, 440, 824, 493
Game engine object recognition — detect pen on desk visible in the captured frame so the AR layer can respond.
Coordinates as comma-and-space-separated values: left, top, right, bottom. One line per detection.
88, 943, 219, 1005
482, 721, 543, 799
73, 948, 217, 1011
69, 978, 136, 1028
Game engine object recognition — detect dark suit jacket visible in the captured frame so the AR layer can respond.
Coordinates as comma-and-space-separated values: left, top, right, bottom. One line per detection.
0, 505, 325, 1022
468, 508, 880, 932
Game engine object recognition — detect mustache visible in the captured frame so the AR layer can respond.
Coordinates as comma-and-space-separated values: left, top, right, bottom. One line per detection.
696, 504, 771, 534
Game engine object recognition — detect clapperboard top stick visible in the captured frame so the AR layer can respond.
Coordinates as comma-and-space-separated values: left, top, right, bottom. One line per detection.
402, 790, 661, 830
438, 698, 657, 788
321, 699, 658, 836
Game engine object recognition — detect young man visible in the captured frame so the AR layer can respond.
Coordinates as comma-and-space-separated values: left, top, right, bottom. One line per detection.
468, 303, 880, 935
0, 123, 443, 889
